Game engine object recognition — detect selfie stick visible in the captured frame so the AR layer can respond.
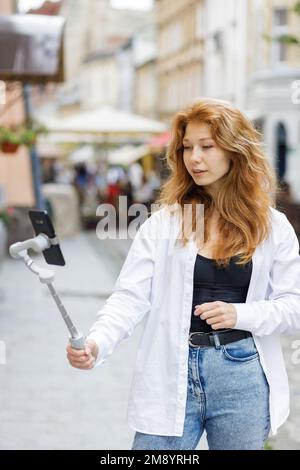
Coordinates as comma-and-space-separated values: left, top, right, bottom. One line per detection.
9, 233, 85, 349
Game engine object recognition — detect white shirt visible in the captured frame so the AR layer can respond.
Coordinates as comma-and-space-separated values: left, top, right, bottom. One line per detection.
87, 205, 300, 437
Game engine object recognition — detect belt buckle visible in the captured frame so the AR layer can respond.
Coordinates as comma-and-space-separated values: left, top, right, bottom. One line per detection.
188, 331, 207, 347
188, 332, 199, 347
188, 331, 220, 347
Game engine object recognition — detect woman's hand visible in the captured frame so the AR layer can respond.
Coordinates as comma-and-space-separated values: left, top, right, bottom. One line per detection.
194, 301, 237, 330
66, 339, 99, 370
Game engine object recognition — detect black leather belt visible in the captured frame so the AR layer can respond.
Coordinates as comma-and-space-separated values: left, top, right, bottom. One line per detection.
188, 329, 252, 347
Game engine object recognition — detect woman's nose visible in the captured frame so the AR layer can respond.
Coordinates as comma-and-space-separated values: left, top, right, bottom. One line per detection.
191, 146, 204, 161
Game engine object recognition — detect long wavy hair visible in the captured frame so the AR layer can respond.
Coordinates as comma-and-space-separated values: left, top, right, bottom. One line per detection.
156, 98, 278, 267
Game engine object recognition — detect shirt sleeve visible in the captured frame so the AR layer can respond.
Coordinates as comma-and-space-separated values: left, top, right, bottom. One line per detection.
232, 214, 300, 336
86, 213, 158, 367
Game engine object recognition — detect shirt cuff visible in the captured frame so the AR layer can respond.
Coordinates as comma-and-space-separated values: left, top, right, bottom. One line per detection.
85, 331, 110, 368
232, 303, 255, 332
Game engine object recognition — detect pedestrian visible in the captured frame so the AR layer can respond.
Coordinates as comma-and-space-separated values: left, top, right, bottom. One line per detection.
73, 163, 88, 206
66, 98, 300, 450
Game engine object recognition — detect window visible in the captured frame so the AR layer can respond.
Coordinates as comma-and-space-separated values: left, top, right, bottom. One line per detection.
274, 9, 288, 27
272, 8, 288, 64
213, 30, 223, 52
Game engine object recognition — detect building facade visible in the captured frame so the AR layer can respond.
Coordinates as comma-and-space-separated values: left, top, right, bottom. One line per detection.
245, 0, 300, 201
133, 22, 158, 118
155, 0, 300, 201
58, 0, 150, 113
155, 0, 204, 123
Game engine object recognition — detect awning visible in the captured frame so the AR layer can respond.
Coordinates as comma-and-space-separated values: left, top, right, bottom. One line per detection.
37, 105, 168, 136
148, 131, 170, 148
0, 14, 65, 83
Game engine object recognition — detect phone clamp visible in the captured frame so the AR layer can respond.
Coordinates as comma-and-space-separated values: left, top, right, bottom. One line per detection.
9, 233, 85, 350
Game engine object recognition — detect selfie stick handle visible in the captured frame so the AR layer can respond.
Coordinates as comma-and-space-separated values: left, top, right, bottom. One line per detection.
9, 234, 85, 350
47, 283, 85, 349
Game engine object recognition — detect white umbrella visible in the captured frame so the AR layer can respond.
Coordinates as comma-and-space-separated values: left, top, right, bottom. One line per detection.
38, 105, 168, 135
69, 145, 95, 164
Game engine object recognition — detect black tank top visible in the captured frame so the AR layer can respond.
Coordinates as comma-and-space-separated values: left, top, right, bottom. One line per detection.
190, 253, 253, 333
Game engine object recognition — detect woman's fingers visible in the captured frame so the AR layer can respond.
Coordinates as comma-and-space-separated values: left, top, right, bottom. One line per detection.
66, 343, 95, 369
70, 357, 95, 369
66, 344, 88, 358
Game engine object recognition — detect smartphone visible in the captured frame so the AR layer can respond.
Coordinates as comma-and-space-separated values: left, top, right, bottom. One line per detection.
28, 210, 65, 266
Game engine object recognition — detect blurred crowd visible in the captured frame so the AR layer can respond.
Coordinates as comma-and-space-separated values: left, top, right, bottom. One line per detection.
41, 158, 162, 227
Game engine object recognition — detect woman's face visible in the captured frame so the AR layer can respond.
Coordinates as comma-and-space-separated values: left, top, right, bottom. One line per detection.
182, 121, 231, 197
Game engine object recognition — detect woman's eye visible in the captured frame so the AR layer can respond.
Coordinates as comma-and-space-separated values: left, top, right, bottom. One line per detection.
182, 145, 213, 151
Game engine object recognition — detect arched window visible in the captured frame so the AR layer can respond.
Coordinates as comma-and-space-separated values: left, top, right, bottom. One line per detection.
275, 122, 287, 181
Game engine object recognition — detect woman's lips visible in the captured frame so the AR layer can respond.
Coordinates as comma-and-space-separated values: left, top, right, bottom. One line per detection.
192, 170, 208, 176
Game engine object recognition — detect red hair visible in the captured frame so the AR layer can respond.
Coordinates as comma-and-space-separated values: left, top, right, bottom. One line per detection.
156, 98, 278, 267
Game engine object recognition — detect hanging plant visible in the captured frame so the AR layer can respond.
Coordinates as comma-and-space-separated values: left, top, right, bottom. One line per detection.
0, 120, 48, 154
0, 127, 22, 153
1, 141, 20, 153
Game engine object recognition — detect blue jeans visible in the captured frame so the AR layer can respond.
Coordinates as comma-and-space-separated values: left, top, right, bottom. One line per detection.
131, 335, 271, 450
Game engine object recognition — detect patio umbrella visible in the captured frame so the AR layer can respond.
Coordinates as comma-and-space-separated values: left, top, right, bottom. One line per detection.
37, 105, 168, 136
69, 145, 95, 164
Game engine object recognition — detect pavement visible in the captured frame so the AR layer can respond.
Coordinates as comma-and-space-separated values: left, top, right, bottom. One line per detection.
0, 230, 298, 450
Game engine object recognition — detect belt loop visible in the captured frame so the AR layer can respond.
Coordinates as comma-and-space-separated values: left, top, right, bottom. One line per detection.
212, 332, 221, 349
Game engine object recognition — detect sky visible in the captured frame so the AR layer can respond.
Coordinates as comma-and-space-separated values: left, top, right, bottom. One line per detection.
18, 0, 153, 13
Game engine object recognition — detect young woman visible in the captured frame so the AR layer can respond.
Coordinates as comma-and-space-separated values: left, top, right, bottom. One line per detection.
66, 98, 300, 450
